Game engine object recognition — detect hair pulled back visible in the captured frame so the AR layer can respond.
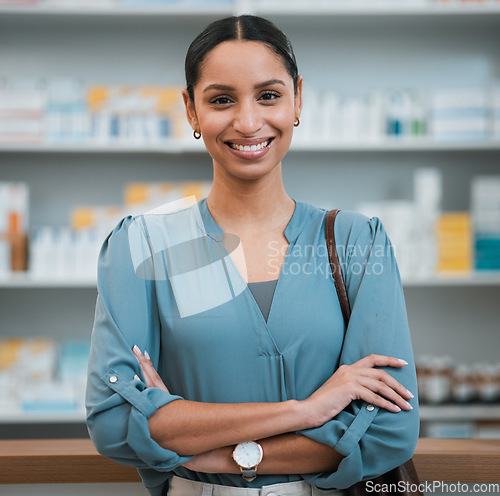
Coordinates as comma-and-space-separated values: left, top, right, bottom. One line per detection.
185, 15, 298, 103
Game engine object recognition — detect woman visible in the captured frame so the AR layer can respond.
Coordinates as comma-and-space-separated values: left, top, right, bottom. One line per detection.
86, 14, 419, 496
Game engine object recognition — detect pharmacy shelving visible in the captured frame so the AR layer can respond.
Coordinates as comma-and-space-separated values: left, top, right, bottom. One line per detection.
0, 273, 97, 288
402, 272, 500, 288
2, 3, 500, 17
0, 5, 236, 17
0, 411, 85, 424
1, 140, 500, 154
419, 404, 500, 422
1, 271, 500, 288
252, 3, 500, 17
291, 140, 500, 153
1, 4, 500, 436
0, 140, 206, 155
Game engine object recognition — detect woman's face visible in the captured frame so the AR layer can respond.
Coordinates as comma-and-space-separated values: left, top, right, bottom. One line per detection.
184, 40, 302, 182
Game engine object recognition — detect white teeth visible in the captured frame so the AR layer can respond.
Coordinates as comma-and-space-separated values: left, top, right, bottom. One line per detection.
230, 139, 270, 152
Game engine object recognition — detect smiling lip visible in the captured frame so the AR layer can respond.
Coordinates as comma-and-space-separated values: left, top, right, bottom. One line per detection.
225, 137, 274, 156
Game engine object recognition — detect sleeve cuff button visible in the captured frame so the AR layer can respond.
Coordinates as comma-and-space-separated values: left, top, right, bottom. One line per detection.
109, 376, 118, 384
367, 404, 375, 412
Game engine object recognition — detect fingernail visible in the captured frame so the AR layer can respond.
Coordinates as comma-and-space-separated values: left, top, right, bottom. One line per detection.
394, 405, 401, 412
407, 389, 414, 398
144, 350, 151, 360
133, 375, 140, 381
406, 401, 413, 410
397, 359, 408, 365
132, 345, 141, 355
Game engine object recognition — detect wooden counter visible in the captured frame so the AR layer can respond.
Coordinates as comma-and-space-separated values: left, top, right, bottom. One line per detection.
0, 438, 499, 485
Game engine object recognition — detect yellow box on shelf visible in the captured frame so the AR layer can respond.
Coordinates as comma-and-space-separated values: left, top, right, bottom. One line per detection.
124, 181, 212, 216
71, 206, 122, 231
436, 211, 472, 273
436, 212, 471, 230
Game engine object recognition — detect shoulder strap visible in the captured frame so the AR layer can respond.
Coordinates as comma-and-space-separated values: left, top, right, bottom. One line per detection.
326, 211, 422, 493
325, 209, 351, 327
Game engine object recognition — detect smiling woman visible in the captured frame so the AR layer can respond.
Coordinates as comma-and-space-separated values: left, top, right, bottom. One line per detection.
184, 40, 301, 187
86, 14, 420, 496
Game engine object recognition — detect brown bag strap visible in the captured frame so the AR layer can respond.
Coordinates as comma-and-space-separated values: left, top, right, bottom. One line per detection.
326, 209, 351, 327
327, 212, 422, 496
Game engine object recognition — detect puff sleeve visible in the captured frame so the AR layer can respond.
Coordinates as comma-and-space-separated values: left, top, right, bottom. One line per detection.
85, 216, 191, 493
297, 211, 420, 490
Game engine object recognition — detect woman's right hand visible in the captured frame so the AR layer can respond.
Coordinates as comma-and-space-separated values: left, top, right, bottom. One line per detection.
303, 354, 414, 428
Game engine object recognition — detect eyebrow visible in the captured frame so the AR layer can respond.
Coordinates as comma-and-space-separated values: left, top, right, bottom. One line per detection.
202, 79, 286, 93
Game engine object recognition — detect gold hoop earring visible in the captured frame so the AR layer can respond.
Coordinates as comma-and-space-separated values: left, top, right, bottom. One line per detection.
193, 130, 201, 140
294, 118, 300, 127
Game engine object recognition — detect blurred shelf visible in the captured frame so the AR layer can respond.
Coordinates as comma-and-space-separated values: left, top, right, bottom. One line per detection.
0, 4, 235, 17
2, 3, 500, 18
254, 3, 500, 17
402, 271, 500, 287
420, 404, 500, 422
1, 139, 500, 154
291, 139, 500, 153
1, 271, 500, 288
0, 273, 97, 288
0, 140, 206, 154
0, 411, 85, 424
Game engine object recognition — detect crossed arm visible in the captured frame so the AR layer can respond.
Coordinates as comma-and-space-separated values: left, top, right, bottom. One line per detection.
133, 346, 413, 476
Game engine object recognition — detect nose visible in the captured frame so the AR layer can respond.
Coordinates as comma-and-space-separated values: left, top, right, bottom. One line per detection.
233, 99, 263, 136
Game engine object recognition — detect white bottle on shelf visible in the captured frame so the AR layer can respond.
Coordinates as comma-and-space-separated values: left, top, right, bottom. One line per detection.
413, 167, 442, 277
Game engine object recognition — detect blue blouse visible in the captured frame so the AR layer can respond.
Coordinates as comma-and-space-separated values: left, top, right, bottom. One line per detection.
86, 198, 420, 496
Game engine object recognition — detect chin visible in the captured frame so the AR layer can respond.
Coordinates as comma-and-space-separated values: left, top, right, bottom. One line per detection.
217, 159, 283, 182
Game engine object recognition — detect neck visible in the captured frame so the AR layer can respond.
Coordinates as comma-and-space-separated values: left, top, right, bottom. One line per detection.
206, 163, 295, 235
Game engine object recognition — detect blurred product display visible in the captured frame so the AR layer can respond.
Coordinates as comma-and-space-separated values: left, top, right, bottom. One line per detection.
253, 0, 500, 5
494, 89, 500, 140
0, 181, 211, 280
2, 79, 500, 147
436, 212, 472, 273
0, 183, 29, 274
416, 355, 500, 405
2, 0, 500, 9
39, 181, 210, 279
295, 87, 500, 145
471, 176, 500, 271
1, 174, 500, 281
430, 89, 490, 143
357, 172, 500, 279
0, 338, 90, 416
356, 168, 441, 279
0, 0, 235, 6
0, 78, 186, 146
1, 0, 499, 443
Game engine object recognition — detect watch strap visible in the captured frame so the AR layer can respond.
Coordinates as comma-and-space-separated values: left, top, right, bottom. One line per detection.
241, 468, 257, 482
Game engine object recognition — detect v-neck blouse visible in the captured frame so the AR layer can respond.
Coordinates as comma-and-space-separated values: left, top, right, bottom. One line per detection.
86, 198, 419, 496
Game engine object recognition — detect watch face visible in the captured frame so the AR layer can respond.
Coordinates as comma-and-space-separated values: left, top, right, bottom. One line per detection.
233, 441, 263, 469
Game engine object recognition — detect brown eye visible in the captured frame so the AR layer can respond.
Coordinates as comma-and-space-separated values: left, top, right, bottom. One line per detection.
210, 96, 232, 105
260, 91, 280, 101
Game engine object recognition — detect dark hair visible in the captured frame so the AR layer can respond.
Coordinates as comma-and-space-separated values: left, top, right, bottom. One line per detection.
185, 15, 298, 102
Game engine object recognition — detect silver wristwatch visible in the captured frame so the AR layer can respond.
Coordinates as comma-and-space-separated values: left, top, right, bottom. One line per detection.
232, 441, 263, 482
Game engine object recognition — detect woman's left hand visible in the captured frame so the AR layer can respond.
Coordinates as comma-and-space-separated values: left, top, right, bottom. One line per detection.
132, 345, 170, 393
